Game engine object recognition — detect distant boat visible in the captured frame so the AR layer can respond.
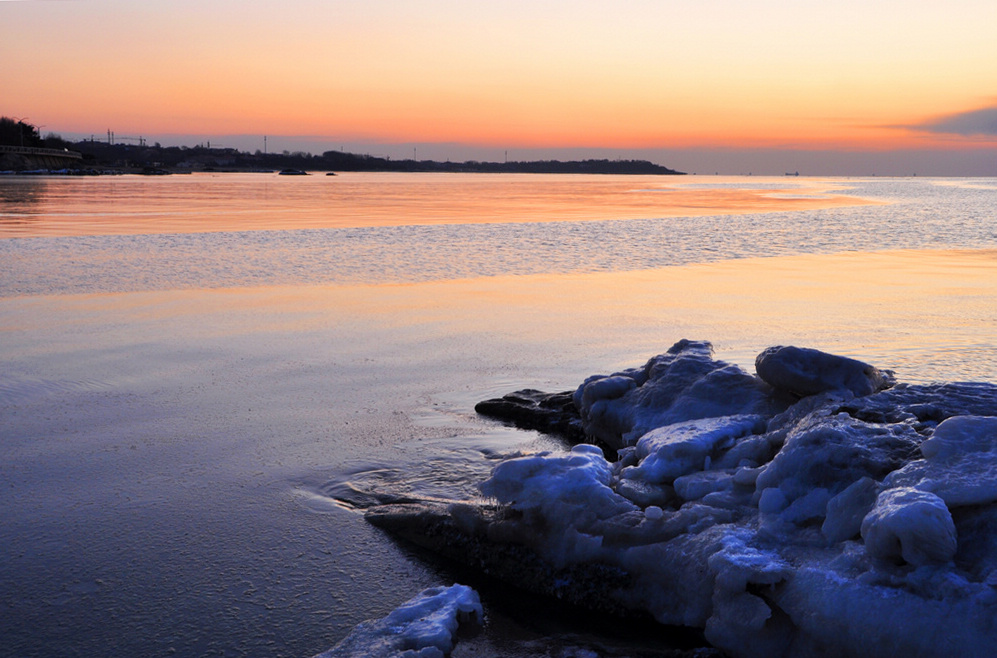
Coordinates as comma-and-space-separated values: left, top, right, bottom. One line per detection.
785, 171, 799, 176
325, 172, 337, 176
278, 168, 308, 176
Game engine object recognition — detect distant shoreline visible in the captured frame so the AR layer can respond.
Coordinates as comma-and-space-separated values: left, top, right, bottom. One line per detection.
1, 139, 685, 176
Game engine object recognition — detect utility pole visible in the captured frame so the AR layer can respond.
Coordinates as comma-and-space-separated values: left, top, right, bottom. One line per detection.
264, 136, 267, 155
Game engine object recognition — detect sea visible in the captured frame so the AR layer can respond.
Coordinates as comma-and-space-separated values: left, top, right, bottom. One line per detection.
1, 172, 995, 656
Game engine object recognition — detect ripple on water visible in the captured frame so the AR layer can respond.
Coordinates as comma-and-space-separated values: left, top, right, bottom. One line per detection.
0, 377, 112, 404
303, 428, 567, 513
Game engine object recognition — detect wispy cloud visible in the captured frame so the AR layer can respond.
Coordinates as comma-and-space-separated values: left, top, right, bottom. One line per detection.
913, 106, 997, 137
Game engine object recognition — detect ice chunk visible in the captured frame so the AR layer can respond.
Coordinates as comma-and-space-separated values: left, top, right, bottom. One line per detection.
884, 453, 997, 508
614, 477, 673, 507
480, 444, 637, 532
861, 488, 957, 566
644, 505, 664, 521
883, 416, 997, 507
822, 477, 878, 543
755, 412, 919, 521
705, 532, 794, 657
755, 345, 893, 398
673, 470, 736, 502
621, 415, 767, 485
316, 584, 482, 658
837, 381, 997, 429
920, 415, 997, 460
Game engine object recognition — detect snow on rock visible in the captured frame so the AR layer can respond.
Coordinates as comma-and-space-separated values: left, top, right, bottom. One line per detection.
315, 584, 482, 658
755, 345, 895, 398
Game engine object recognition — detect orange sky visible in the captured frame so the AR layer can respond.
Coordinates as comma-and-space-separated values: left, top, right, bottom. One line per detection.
3, 0, 997, 159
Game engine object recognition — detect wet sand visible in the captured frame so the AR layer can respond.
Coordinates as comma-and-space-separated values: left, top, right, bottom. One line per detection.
2, 247, 995, 656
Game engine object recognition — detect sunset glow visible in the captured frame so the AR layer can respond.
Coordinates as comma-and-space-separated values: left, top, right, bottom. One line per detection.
3, 0, 997, 170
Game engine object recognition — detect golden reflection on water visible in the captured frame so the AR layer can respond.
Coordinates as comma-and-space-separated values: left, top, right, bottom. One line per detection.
38, 248, 993, 385
0, 173, 877, 238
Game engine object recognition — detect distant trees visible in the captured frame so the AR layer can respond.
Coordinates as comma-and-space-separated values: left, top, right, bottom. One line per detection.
0, 117, 43, 147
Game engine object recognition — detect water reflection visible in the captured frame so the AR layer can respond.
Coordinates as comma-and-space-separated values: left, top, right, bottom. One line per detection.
0, 177, 47, 205
0, 179, 48, 232
0, 172, 875, 238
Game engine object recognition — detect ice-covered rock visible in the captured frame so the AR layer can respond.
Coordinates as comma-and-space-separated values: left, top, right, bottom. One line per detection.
315, 584, 482, 658
755, 345, 894, 398
479, 444, 638, 562
573, 340, 788, 450
837, 381, 997, 430
705, 531, 794, 657
861, 487, 957, 566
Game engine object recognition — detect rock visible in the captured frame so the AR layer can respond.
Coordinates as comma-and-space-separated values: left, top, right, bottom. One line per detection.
369, 346, 997, 658
755, 345, 894, 398
364, 499, 645, 619
474, 389, 586, 443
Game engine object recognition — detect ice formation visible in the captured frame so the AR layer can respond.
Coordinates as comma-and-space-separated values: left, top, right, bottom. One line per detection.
469, 341, 997, 657
315, 584, 482, 658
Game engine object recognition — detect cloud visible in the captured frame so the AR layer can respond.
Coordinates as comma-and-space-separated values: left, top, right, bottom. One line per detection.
915, 106, 997, 137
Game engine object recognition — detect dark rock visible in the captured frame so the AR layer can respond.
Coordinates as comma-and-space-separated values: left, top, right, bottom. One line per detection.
755, 345, 894, 398
365, 500, 641, 618
475, 389, 587, 443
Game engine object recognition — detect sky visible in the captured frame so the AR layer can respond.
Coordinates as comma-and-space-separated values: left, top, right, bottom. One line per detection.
3, 0, 997, 175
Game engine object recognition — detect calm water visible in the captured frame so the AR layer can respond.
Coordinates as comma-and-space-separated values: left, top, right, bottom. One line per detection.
2, 174, 996, 296
1, 173, 996, 657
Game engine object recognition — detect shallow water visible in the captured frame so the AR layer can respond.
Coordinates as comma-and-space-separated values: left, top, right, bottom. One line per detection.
1, 174, 995, 657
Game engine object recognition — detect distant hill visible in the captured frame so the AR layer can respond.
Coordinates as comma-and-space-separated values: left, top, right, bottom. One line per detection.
1, 116, 684, 174
65, 140, 684, 175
